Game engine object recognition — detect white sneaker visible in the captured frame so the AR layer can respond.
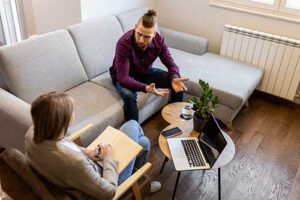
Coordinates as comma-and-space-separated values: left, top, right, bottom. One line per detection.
150, 181, 161, 194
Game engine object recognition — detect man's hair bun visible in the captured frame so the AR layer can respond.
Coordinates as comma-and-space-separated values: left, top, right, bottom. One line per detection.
139, 9, 158, 28
145, 9, 157, 17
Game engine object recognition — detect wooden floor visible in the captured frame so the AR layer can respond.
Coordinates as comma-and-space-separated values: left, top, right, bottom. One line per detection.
142, 95, 300, 200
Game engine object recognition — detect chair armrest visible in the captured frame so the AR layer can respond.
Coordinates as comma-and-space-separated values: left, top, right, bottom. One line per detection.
67, 124, 93, 142
0, 88, 31, 152
113, 162, 152, 200
160, 27, 208, 55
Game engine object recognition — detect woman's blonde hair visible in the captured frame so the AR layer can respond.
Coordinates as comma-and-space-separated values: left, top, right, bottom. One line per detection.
31, 92, 73, 144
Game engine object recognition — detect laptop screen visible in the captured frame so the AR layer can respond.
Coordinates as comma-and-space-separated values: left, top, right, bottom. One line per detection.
198, 115, 227, 165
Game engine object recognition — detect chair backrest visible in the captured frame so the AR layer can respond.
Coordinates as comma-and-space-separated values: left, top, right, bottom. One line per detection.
0, 148, 57, 199
0, 148, 87, 199
0, 30, 88, 104
67, 16, 124, 80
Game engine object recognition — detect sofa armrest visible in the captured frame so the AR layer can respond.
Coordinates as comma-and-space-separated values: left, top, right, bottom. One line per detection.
67, 123, 93, 145
160, 27, 208, 55
0, 88, 32, 152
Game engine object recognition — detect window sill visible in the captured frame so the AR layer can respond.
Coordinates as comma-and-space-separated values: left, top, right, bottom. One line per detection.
210, 0, 300, 24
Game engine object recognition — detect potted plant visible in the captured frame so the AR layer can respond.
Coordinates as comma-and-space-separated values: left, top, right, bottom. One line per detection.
190, 79, 219, 132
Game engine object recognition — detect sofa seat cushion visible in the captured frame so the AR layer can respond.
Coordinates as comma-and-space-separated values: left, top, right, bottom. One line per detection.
90, 72, 162, 110
66, 82, 124, 143
0, 30, 88, 104
154, 48, 263, 109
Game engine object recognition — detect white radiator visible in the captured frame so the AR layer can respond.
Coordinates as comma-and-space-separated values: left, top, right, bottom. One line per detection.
221, 24, 300, 101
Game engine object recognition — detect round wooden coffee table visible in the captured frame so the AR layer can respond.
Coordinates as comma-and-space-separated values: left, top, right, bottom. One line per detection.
161, 102, 193, 124
159, 103, 235, 200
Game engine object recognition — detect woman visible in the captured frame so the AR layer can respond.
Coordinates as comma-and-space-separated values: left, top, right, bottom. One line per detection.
25, 92, 160, 200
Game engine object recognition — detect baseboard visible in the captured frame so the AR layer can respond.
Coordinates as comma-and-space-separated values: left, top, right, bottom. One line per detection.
253, 90, 300, 108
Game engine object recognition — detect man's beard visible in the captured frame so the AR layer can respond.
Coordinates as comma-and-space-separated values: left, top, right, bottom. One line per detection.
136, 42, 150, 51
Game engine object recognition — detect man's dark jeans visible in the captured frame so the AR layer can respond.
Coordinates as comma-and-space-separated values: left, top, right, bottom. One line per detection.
113, 68, 184, 122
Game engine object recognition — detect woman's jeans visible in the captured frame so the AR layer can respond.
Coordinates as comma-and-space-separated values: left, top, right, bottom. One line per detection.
118, 120, 150, 184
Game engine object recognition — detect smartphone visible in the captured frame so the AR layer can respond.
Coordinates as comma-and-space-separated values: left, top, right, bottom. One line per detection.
161, 127, 182, 138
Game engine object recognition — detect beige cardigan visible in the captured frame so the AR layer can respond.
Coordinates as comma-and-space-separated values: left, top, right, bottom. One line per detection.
25, 127, 119, 200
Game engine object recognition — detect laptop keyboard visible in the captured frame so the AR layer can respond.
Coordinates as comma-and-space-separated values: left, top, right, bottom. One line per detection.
181, 140, 205, 167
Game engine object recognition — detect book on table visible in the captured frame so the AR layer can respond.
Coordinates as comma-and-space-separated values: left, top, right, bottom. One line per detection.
87, 126, 143, 173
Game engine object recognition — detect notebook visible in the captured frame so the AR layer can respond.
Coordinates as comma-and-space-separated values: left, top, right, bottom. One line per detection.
88, 126, 143, 173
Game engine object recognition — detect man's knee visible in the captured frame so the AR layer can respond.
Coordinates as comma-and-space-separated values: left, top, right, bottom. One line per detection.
122, 89, 137, 101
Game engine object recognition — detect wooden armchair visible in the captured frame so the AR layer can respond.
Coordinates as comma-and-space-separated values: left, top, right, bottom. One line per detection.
0, 124, 151, 200
67, 124, 152, 200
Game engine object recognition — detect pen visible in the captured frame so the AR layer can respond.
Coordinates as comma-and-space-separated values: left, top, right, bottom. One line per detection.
97, 144, 102, 156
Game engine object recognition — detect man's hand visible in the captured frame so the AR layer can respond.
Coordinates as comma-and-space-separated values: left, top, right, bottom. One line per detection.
146, 83, 169, 96
171, 78, 189, 93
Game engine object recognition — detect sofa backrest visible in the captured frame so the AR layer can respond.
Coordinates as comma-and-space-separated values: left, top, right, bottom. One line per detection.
116, 7, 160, 33
67, 16, 123, 79
0, 30, 88, 104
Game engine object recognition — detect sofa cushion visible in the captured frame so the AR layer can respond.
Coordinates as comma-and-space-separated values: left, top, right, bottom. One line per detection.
91, 72, 116, 92
0, 30, 88, 104
67, 16, 124, 79
116, 7, 160, 34
90, 72, 162, 110
66, 82, 124, 144
154, 48, 263, 109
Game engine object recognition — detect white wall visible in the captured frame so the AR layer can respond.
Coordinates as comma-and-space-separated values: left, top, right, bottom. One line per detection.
156, 0, 300, 53
21, 0, 81, 35
20, 0, 36, 36
81, 0, 155, 21
21, 0, 155, 36
31, 0, 81, 34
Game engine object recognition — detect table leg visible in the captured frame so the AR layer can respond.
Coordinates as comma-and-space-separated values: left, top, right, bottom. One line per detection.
172, 171, 181, 200
159, 156, 168, 174
218, 168, 221, 200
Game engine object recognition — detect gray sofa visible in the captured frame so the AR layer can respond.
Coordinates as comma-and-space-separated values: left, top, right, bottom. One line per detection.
0, 8, 263, 152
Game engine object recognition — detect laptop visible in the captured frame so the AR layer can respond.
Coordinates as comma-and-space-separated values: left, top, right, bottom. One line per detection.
167, 115, 227, 171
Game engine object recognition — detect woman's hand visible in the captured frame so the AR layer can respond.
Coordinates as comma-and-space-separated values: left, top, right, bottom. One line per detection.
99, 144, 113, 160
85, 144, 113, 161
85, 148, 101, 161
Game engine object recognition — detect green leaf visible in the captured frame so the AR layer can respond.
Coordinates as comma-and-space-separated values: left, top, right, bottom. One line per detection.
190, 79, 219, 119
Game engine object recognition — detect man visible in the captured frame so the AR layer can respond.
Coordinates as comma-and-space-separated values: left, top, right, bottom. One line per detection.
110, 9, 188, 122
